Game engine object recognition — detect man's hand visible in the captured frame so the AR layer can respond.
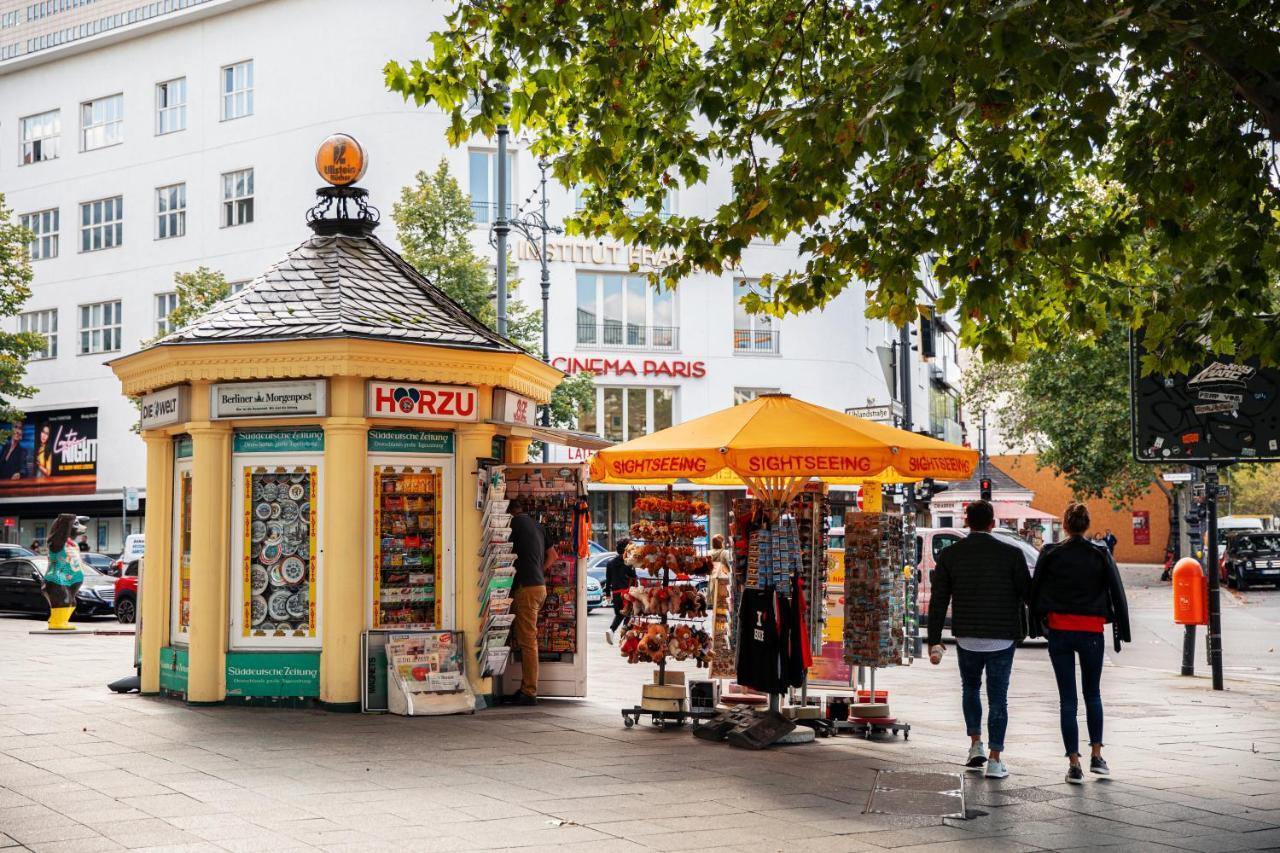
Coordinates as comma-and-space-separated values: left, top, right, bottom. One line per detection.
929, 644, 945, 666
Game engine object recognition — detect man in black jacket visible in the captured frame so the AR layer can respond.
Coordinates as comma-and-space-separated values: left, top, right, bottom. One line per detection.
927, 500, 1032, 779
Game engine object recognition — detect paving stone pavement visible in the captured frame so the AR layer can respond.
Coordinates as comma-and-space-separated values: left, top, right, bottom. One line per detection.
1, 609, 1278, 853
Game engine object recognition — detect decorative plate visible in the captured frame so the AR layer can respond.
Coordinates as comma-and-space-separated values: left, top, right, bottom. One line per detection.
265, 521, 285, 542
254, 502, 272, 521
280, 556, 307, 585
250, 595, 267, 625
269, 502, 282, 519
251, 520, 267, 543
258, 622, 276, 633
279, 500, 300, 523
298, 502, 311, 521
250, 565, 269, 595
286, 590, 308, 619
260, 481, 279, 502
267, 590, 292, 621
260, 540, 283, 565
289, 472, 305, 483
298, 539, 310, 561
280, 537, 299, 557
288, 484, 305, 501
269, 563, 285, 587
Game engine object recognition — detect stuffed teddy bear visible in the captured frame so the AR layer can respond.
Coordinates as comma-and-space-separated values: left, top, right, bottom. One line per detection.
619, 626, 644, 663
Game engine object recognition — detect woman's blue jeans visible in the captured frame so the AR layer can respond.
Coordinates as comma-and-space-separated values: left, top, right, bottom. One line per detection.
1047, 629, 1105, 757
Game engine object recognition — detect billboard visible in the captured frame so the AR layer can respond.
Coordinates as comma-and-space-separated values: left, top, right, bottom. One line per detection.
0, 407, 98, 497
1131, 332, 1280, 464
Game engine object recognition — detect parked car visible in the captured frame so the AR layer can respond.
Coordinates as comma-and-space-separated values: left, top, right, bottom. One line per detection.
0, 544, 35, 560
1220, 532, 1280, 591
585, 551, 613, 585
584, 549, 707, 595
114, 559, 140, 623
588, 540, 607, 556
585, 575, 603, 611
112, 534, 145, 575
80, 552, 117, 574
0, 556, 116, 617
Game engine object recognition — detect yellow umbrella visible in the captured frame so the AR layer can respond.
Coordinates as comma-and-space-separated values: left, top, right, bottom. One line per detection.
589, 393, 976, 510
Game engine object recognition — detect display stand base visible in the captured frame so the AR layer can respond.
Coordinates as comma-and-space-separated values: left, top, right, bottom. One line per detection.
834, 716, 911, 740
621, 705, 717, 729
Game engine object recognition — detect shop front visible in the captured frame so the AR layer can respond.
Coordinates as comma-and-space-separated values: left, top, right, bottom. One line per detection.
110, 137, 606, 709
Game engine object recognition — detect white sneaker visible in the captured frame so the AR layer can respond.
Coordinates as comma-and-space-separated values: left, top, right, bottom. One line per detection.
604, 630, 614, 645
966, 742, 987, 768
984, 758, 1010, 779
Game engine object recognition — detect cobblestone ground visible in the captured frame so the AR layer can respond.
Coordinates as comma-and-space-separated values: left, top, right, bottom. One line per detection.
2, 582, 1279, 853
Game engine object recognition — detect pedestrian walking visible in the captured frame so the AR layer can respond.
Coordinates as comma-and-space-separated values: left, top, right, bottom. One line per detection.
603, 538, 635, 645
1030, 502, 1131, 785
927, 499, 1032, 779
508, 498, 558, 706
1103, 528, 1118, 554
705, 534, 733, 573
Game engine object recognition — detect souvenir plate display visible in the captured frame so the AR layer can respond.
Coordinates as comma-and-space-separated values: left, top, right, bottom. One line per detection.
242, 466, 317, 638
372, 466, 442, 629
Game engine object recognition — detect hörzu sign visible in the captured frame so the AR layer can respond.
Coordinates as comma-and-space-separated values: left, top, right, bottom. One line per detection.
139, 385, 189, 429
211, 380, 327, 419
367, 381, 478, 422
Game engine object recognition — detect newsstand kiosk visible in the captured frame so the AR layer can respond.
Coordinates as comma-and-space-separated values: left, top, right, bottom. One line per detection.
111, 135, 608, 710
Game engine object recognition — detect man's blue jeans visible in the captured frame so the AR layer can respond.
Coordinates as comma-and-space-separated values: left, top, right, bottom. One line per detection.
956, 645, 1016, 752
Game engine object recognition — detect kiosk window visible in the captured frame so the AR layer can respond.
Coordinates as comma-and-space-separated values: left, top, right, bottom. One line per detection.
244, 466, 317, 638
373, 466, 441, 629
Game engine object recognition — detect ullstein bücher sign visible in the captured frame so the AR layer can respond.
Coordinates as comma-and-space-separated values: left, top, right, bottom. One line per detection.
211, 380, 328, 420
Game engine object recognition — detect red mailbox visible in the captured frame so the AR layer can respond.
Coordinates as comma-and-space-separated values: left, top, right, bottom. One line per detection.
1172, 557, 1208, 625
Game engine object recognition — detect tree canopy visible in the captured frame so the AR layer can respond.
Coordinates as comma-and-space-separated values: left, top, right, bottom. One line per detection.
388, 0, 1280, 371
152, 266, 231, 345
964, 324, 1169, 508
0, 194, 43, 433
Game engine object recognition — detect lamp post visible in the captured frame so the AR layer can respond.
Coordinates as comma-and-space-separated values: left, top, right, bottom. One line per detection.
490, 154, 564, 425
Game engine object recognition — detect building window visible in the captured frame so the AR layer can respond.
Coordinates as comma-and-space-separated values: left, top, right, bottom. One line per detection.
19, 208, 58, 260
579, 386, 675, 442
156, 77, 187, 134
468, 149, 514, 223
221, 168, 253, 227
20, 109, 60, 164
733, 279, 779, 354
19, 309, 57, 360
79, 300, 122, 354
221, 59, 253, 120
80, 93, 123, 151
230, 280, 248, 294
79, 196, 123, 252
155, 183, 186, 239
929, 387, 963, 445
574, 185, 675, 218
154, 291, 178, 336
733, 387, 779, 406
576, 272, 676, 349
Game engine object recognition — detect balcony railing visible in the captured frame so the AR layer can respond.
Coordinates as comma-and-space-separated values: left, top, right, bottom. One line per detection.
576, 321, 679, 349
470, 201, 519, 224
733, 328, 780, 354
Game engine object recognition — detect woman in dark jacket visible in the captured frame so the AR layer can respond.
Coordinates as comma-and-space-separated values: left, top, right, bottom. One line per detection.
1030, 502, 1130, 785
603, 538, 635, 645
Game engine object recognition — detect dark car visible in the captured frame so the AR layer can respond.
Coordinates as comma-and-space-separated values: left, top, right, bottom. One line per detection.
80, 552, 117, 575
0, 545, 35, 560
114, 559, 140, 624
1220, 532, 1280, 591
0, 557, 116, 617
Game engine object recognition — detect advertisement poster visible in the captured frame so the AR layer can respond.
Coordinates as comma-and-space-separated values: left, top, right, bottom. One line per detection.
1133, 509, 1151, 545
0, 407, 98, 497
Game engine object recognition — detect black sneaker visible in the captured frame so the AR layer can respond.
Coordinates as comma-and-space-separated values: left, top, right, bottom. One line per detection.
1066, 764, 1084, 785
1090, 756, 1110, 776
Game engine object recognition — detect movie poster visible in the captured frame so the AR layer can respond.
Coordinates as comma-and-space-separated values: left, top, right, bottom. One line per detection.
0, 408, 98, 497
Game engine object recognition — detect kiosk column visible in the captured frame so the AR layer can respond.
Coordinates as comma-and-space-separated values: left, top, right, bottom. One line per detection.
506, 438, 532, 464
321, 410, 368, 707
187, 420, 233, 703
140, 432, 174, 694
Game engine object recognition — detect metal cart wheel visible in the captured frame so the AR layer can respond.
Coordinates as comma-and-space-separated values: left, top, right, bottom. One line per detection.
624, 716, 635, 728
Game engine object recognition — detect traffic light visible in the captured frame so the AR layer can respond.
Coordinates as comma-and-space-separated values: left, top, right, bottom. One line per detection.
979, 477, 992, 501
917, 478, 950, 503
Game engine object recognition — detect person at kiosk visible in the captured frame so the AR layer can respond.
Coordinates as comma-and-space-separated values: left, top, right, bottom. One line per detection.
509, 499, 559, 705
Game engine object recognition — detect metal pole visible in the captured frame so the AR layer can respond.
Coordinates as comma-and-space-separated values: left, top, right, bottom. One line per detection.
121, 487, 127, 553
495, 102, 510, 338
538, 159, 552, 428
1204, 466, 1224, 690
898, 323, 919, 655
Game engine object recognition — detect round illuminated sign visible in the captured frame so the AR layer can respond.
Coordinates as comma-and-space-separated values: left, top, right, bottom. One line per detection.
315, 133, 368, 186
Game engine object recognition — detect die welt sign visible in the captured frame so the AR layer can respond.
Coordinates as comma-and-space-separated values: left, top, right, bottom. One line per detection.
367, 381, 479, 422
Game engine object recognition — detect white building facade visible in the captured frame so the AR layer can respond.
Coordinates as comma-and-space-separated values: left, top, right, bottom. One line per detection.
0, 0, 966, 551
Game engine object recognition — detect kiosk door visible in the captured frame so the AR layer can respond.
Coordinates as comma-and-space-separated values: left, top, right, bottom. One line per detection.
368, 458, 454, 631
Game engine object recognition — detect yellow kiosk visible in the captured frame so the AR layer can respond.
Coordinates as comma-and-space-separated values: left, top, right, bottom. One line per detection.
111, 135, 606, 709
